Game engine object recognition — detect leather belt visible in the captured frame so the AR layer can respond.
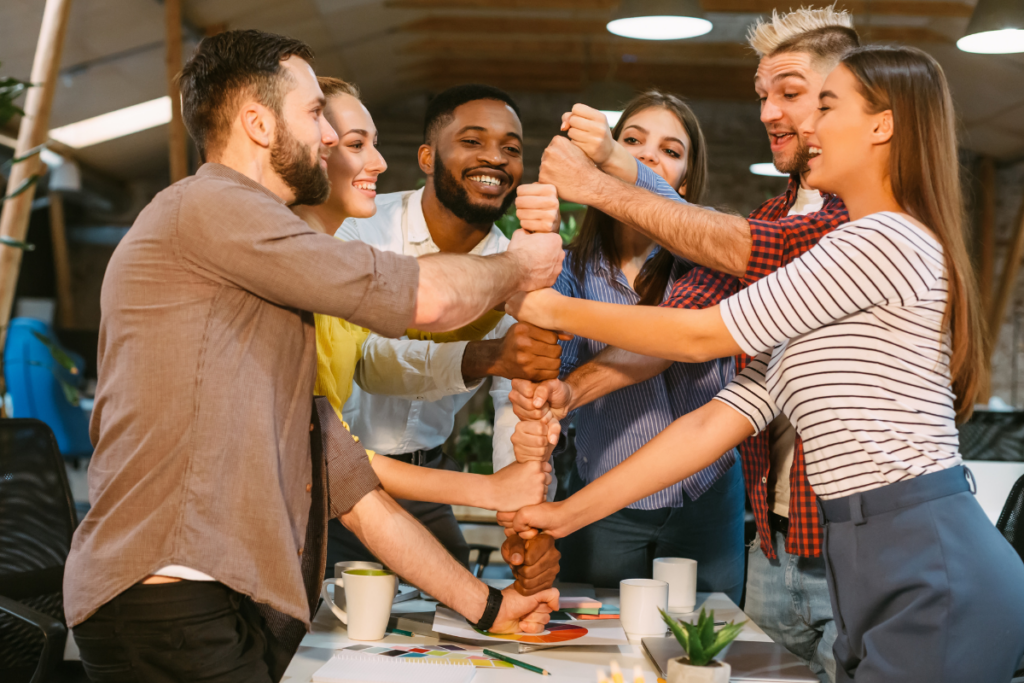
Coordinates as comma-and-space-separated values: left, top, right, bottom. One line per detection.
385, 445, 444, 467
768, 511, 790, 537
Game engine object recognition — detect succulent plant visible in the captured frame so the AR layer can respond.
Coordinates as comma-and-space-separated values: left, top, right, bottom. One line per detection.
660, 607, 746, 667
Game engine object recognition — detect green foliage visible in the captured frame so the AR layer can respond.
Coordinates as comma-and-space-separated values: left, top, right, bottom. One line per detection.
454, 395, 494, 471
29, 330, 81, 407
660, 608, 747, 667
495, 200, 588, 244
0, 66, 32, 128
1, 173, 39, 206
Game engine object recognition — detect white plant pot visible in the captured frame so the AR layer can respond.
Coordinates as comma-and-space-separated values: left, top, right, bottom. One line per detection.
666, 657, 731, 683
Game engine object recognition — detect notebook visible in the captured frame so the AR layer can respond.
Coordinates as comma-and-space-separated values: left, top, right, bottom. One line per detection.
641, 636, 818, 682
312, 650, 475, 683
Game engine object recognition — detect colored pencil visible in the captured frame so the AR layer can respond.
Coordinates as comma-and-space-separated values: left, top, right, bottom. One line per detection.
483, 649, 550, 675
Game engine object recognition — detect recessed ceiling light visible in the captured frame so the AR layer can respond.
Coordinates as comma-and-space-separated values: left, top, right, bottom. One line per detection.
600, 110, 623, 127
607, 0, 712, 41
49, 96, 172, 149
749, 163, 789, 178
958, 0, 1024, 54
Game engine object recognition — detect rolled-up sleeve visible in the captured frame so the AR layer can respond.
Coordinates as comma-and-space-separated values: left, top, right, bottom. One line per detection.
176, 174, 418, 338
315, 398, 381, 517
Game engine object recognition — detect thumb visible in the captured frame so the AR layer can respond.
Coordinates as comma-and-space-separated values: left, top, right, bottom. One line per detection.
501, 531, 525, 565
533, 382, 551, 408
533, 587, 560, 612
512, 377, 536, 399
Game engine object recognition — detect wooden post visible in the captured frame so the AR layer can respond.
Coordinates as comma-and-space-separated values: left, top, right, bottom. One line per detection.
0, 0, 74, 347
989, 195, 1024, 359
49, 190, 74, 328
165, 0, 189, 182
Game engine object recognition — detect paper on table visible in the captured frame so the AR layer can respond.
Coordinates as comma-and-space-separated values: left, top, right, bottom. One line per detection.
432, 606, 628, 649
312, 651, 474, 683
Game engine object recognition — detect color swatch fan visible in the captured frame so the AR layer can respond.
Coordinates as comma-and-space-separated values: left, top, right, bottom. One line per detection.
432, 606, 628, 653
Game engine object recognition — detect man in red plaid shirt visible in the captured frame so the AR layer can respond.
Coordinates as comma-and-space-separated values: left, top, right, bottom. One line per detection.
508, 9, 861, 682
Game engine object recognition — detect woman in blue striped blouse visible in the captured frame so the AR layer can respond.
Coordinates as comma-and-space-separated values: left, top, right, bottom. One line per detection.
506, 47, 1024, 682
548, 91, 746, 600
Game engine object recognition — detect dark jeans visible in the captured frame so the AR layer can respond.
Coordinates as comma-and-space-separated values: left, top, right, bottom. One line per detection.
73, 582, 284, 683
326, 452, 470, 572
558, 457, 746, 602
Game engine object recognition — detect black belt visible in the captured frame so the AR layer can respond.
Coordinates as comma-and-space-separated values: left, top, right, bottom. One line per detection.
768, 511, 789, 537
385, 445, 444, 467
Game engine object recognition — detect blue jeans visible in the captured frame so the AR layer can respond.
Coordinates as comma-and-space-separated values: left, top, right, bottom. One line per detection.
557, 458, 745, 604
745, 529, 837, 683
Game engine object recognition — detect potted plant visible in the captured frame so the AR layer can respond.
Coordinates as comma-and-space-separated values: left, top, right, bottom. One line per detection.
659, 608, 746, 683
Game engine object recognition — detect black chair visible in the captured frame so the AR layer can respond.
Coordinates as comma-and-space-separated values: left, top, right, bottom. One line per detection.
468, 544, 499, 579
0, 419, 80, 683
997, 474, 1024, 565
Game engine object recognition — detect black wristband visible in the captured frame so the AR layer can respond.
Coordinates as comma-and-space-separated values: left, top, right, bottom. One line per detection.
470, 585, 503, 632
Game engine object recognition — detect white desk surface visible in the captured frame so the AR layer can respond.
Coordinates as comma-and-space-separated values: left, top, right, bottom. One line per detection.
283, 587, 770, 682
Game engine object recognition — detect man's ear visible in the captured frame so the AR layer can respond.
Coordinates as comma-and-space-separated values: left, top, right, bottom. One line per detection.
417, 144, 434, 175
872, 109, 894, 146
240, 101, 274, 149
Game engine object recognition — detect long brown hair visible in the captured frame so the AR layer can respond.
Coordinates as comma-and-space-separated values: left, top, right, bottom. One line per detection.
842, 45, 985, 422
565, 91, 708, 306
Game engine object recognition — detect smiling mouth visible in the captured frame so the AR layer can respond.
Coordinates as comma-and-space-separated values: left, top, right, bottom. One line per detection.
467, 175, 503, 187
808, 146, 822, 157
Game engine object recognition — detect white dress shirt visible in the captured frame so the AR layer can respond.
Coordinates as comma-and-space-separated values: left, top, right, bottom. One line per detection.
336, 188, 517, 471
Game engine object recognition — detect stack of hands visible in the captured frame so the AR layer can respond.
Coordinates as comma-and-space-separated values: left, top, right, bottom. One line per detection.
496, 104, 631, 601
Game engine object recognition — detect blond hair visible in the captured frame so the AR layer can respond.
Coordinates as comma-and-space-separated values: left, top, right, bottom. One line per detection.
747, 6, 857, 65
318, 76, 359, 99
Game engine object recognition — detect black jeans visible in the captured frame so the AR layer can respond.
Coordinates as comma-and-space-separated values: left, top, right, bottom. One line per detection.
73, 582, 281, 683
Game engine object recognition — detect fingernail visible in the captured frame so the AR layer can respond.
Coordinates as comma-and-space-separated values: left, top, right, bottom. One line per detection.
512, 554, 523, 564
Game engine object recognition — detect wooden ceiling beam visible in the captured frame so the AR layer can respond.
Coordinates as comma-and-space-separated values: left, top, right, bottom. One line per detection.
401, 38, 757, 64
389, 0, 974, 17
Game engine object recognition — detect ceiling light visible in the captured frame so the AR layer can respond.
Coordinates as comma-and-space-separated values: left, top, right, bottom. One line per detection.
957, 0, 1024, 54
607, 0, 712, 40
749, 163, 789, 178
49, 96, 172, 149
600, 110, 623, 127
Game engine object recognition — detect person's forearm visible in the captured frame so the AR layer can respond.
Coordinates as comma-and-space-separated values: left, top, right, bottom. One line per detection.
531, 297, 740, 364
581, 173, 751, 277
414, 252, 521, 332
566, 347, 672, 410
598, 142, 639, 184
556, 402, 752, 537
340, 488, 488, 622
461, 338, 502, 381
371, 457, 492, 507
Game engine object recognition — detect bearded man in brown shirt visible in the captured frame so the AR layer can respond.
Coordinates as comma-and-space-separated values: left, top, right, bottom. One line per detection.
66, 30, 563, 683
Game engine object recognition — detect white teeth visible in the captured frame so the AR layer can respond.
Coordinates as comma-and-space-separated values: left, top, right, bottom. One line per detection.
354, 182, 376, 191
809, 147, 822, 156
469, 175, 500, 186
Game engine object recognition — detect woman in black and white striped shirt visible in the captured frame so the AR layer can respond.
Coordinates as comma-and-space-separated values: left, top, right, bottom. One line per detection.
505, 46, 1024, 681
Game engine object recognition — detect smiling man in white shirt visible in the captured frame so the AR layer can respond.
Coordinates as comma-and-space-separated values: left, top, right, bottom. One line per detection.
333, 84, 563, 568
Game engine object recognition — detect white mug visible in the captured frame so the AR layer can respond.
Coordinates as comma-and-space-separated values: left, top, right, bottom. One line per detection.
330, 561, 386, 610
619, 578, 669, 638
653, 557, 698, 612
320, 568, 396, 641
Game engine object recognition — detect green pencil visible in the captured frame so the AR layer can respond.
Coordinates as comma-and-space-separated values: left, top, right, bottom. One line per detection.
483, 648, 550, 676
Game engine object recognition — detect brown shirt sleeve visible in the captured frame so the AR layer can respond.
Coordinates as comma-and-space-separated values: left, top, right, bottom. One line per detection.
176, 171, 418, 338
314, 397, 381, 518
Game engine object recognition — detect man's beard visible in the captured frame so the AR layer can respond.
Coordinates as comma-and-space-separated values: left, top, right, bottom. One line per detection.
773, 134, 812, 176
433, 152, 516, 225
271, 119, 330, 206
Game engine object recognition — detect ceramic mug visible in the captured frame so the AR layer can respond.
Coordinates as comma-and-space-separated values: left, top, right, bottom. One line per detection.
620, 578, 669, 638
653, 557, 698, 613
330, 561, 387, 610
320, 568, 396, 641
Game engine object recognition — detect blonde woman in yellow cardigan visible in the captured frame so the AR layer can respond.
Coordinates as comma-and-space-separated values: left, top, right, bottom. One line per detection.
293, 77, 551, 516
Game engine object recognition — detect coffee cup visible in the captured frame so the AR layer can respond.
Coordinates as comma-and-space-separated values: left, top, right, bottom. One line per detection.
320, 568, 396, 641
619, 578, 669, 638
653, 557, 698, 613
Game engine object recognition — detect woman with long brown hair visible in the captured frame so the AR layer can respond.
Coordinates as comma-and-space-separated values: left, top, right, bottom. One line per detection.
538, 91, 747, 601
506, 47, 1024, 680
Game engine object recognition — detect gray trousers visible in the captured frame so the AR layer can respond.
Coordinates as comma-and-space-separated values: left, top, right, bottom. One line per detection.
820, 466, 1024, 682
